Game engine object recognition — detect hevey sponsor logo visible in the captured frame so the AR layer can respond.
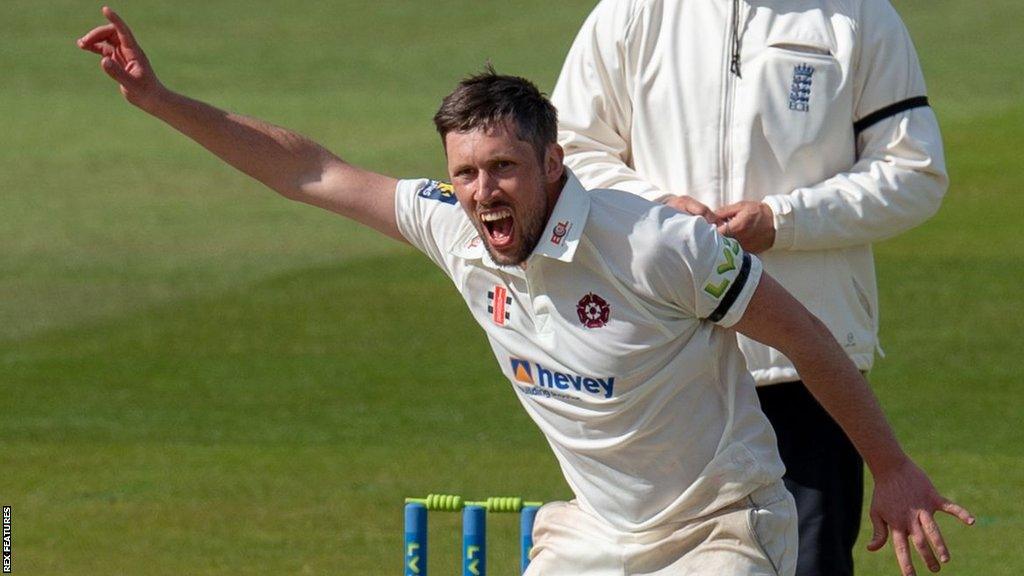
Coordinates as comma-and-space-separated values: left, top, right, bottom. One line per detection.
509, 357, 615, 399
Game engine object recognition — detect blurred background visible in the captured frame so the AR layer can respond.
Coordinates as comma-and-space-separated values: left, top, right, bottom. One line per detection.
2, 0, 1021, 574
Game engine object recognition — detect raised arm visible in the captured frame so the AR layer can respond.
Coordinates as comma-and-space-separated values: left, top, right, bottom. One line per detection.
77, 7, 402, 241
732, 273, 974, 576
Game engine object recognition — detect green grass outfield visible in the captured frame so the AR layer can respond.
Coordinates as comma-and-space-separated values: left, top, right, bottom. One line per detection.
2, 0, 1021, 574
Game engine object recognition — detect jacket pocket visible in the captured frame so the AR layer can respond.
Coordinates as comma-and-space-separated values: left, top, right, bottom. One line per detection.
742, 43, 845, 168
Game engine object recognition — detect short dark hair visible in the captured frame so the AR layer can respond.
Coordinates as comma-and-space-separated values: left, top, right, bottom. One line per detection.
433, 65, 558, 160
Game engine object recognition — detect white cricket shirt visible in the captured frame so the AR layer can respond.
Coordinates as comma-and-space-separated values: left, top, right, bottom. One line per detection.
394, 171, 785, 531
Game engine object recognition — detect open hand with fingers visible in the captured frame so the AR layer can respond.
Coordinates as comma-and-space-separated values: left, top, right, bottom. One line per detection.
663, 195, 724, 226
868, 458, 975, 576
77, 6, 165, 109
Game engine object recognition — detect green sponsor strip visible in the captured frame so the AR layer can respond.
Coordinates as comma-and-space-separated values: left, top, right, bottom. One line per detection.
716, 247, 736, 274
704, 278, 731, 299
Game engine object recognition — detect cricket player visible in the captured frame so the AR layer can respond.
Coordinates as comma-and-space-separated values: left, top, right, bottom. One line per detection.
78, 7, 973, 575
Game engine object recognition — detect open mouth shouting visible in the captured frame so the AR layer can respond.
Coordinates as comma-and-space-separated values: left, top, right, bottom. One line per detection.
471, 193, 548, 267
479, 206, 516, 251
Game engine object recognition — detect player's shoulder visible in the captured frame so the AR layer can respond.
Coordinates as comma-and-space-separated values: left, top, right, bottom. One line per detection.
586, 187, 711, 265
582, 188, 735, 310
403, 178, 460, 207
396, 177, 475, 256
399, 178, 470, 226
588, 186, 704, 230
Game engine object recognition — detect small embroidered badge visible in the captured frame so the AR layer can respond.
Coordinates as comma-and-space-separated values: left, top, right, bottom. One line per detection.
550, 220, 571, 245
576, 293, 610, 328
789, 63, 814, 112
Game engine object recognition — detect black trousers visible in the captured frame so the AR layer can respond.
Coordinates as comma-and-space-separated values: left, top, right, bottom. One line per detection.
757, 381, 864, 576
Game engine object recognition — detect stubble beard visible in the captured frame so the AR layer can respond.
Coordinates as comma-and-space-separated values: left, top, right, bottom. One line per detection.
482, 177, 549, 267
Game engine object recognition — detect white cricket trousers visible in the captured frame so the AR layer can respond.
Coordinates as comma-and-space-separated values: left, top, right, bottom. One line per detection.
525, 481, 797, 575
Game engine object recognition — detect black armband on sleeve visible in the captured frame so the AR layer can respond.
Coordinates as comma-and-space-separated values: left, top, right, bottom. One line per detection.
708, 253, 752, 323
853, 96, 930, 137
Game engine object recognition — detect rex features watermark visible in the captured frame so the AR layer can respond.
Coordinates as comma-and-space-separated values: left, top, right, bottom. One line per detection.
2, 506, 10, 573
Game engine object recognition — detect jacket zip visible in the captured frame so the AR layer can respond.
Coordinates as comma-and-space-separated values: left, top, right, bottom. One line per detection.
730, 0, 743, 77
720, 0, 742, 208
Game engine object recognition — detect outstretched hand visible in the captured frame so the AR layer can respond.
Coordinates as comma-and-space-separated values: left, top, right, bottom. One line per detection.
868, 458, 975, 576
77, 6, 165, 108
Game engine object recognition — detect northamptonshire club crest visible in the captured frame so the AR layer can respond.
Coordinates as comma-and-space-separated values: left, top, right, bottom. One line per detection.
576, 293, 610, 328
550, 220, 571, 245
788, 63, 814, 112
487, 285, 512, 326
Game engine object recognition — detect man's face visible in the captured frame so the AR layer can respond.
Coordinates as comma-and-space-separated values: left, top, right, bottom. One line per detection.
445, 121, 563, 266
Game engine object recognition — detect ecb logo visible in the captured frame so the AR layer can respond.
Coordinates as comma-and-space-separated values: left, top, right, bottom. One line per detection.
788, 63, 814, 112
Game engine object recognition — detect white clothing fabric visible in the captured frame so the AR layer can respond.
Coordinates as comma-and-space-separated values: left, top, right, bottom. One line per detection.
526, 481, 797, 576
394, 172, 785, 531
552, 0, 948, 385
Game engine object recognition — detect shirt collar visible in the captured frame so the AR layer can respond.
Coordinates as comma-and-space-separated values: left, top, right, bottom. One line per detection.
531, 169, 590, 263
448, 168, 591, 266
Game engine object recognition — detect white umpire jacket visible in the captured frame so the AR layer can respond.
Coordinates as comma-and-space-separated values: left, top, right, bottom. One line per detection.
552, 0, 948, 385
